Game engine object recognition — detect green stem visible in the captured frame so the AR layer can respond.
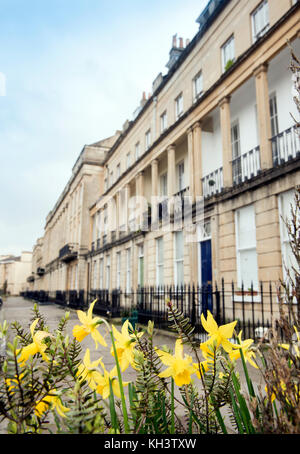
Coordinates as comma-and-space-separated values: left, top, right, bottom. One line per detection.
100, 317, 130, 433
109, 329, 130, 434
171, 377, 175, 434
237, 336, 256, 398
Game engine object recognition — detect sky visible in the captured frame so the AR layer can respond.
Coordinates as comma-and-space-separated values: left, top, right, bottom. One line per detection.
0, 0, 209, 256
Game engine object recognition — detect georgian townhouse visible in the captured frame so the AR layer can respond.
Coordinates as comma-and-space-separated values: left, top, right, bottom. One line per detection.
87, 0, 300, 319
30, 0, 299, 324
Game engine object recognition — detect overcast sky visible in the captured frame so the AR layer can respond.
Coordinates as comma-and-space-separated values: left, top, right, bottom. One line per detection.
0, 0, 209, 256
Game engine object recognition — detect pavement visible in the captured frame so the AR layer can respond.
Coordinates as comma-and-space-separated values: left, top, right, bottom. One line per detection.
0, 296, 266, 433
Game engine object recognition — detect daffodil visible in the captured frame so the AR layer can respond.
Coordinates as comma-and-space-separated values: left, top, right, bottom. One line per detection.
279, 326, 300, 358
193, 339, 216, 379
76, 348, 104, 391
95, 363, 128, 399
111, 319, 143, 371
156, 338, 195, 387
230, 331, 258, 369
5, 373, 25, 393
35, 390, 70, 418
17, 319, 51, 365
73, 300, 107, 349
201, 311, 237, 353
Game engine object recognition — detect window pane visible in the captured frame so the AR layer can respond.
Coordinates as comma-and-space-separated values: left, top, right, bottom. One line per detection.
176, 260, 184, 286
240, 249, 258, 289
238, 205, 256, 248
157, 237, 164, 263
175, 231, 184, 260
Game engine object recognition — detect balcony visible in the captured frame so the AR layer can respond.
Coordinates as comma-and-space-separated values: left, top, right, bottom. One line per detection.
202, 167, 223, 198
232, 146, 261, 186
59, 243, 78, 262
271, 125, 300, 167
37, 267, 45, 276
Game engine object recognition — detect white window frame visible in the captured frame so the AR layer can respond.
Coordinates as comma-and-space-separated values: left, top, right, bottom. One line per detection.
251, 0, 269, 43
93, 260, 97, 290
135, 142, 140, 161
137, 244, 144, 287
175, 93, 183, 120
126, 248, 131, 293
116, 163, 121, 179
269, 92, 279, 138
145, 129, 151, 151
99, 258, 104, 289
177, 161, 185, 192
235, 205, 259, 293
116, 251, 121, 289
126, 152, 131, 169
160, 111, 167, 133
105, 256, 111, 290
160, 173, 168, 197
174, 231, 184, 287
193, 71, 203, 101
222, 35, 235, 73
156, 237, 164, 287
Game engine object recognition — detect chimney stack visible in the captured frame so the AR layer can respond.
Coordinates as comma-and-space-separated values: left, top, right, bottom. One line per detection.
179, 37, 184, 49
172, 34, 177, 48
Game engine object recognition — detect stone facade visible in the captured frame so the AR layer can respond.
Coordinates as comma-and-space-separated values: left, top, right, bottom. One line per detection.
30, 0, 300, 317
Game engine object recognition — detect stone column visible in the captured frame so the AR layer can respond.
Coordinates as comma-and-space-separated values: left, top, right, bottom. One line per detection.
193, 121, 203, 198
151, 159, 159, 222
135, 171, 145, 228
167, 144, 176, 215
219, 96, 233, 188
254, 63, 273, 169
187, 127, 195, 203
125, 183, 131, 231
115, 191, 120, 238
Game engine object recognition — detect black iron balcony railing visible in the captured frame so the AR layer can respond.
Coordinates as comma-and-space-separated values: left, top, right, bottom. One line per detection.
232, 146, 261, 185
37, 267, 45, 276
201, 167, 223, 198
158, 198, 169, 221
59, 243, 78, 262
271, 125, 300, 167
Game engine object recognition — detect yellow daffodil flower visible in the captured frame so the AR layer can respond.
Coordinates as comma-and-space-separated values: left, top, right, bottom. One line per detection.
73, 300, 107, 349
5, 373, 25, 393
201, 311, 237, 353
193, 360, 209, 379
156, 338, 195, 387
95, 363, 128, 399
17, 319, 51, 366
35, 390, 70, 418
76, 348, 104, 391
111, 319, 143, 372
230, 331, 258, 369
279, 326, 300, 358
193, 339, 216, 379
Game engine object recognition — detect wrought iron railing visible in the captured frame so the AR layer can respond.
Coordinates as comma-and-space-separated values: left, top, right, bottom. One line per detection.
59, 243, 78, 261
271, 125, 300, 167
232, 146, 261, 185
201, 167, 223, 198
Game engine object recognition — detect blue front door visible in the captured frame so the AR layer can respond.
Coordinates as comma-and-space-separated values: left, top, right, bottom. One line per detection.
200, 239, 213, 314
